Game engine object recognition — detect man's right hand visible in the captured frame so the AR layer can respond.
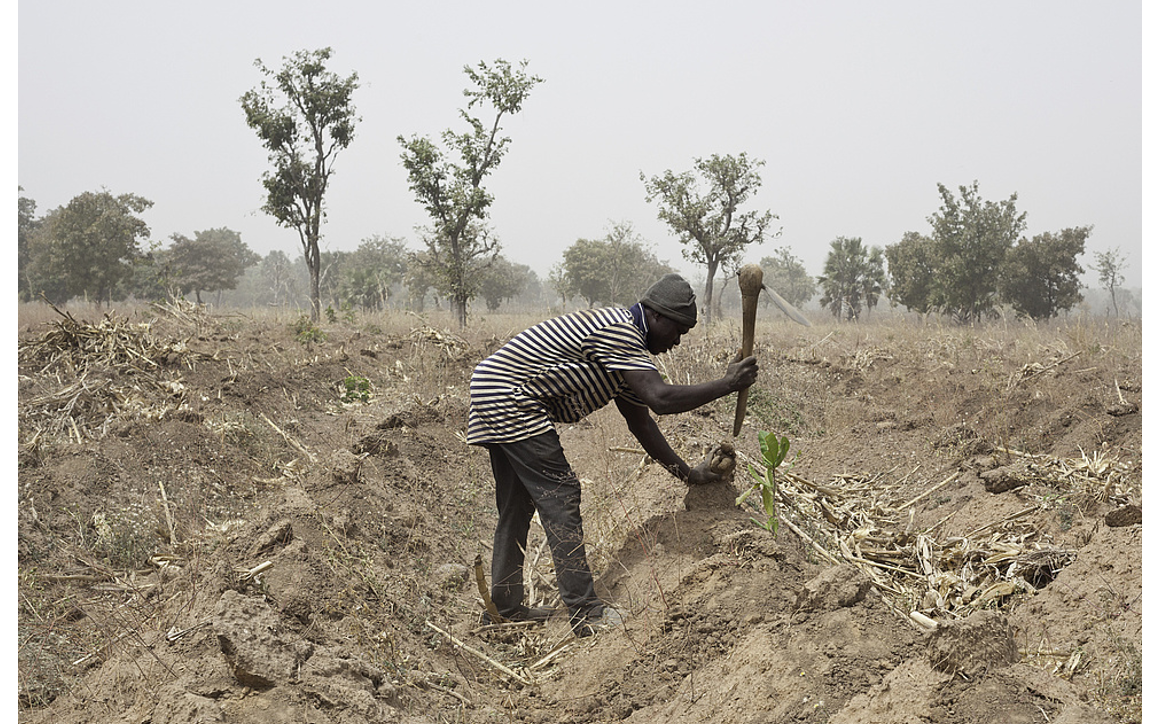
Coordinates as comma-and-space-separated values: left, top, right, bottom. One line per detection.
726, 355, 759, 392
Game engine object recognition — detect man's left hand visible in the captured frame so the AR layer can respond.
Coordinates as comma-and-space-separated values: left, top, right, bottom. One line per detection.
687, 442, 737, 485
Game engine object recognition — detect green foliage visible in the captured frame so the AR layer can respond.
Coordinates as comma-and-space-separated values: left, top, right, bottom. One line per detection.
560, 221, 676, 307
340, 375, 372, 404
164, 228, 260, 304
760, 246, 815, 310
999, 227, 1089, 320
641, 152, 775, 325
928, 181, 1027, 322
398, 58, 543, 327
240, 47, 360, 321
291, 315, 327, 346
478, 256, 535, 310
818, 237, 885, 321
884, 231, 937, 315
885, 182, 1092, 322
23, 190, 153, 306
736, 431, 797, 535
340, 234, 409, 310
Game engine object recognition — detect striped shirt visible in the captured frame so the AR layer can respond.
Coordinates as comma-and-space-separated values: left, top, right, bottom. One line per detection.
467, 305, 658, 445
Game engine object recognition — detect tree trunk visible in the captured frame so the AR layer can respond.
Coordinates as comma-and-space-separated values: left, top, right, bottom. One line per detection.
702, 258, 719, 326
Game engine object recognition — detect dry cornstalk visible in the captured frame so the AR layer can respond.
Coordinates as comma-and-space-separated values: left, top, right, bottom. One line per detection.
158, 480, 178, 547
259, 412, 316, 462
426, 621, 532, 686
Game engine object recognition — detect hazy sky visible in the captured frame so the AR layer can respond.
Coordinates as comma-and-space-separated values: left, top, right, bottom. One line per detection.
18, 1, 1143, 288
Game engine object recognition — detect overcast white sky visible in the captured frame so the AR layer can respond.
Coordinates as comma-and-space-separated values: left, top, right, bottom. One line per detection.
17, 1, 1143, 288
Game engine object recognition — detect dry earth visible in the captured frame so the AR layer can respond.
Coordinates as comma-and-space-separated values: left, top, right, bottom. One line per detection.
17, 303, 1142, 723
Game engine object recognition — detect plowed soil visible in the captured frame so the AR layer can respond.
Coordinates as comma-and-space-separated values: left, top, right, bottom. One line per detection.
17, 304, 1142, 723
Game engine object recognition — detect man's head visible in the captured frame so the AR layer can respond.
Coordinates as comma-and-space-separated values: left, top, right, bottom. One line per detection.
641, 274, 697, 354
641, 274, 697, 328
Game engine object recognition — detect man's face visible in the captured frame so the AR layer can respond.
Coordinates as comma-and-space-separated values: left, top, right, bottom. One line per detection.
647, 312, 691, 355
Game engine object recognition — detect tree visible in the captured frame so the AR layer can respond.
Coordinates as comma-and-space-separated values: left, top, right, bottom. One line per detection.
884, 231, 937, 315
403, 251, 440, 313
319, 250, 352, 311
929, 181, 1026, 322
258, 250, 299, 307
24, 190, 152, 305
340, 234, 408, 311
641, 152, 775, 325
818, 237, 885, 321
18, 190, 41, 302
240, 47, 359, 321
759, 246, 815, 310
547, 263, 576, 308
398, 58, 543, 327
166, 228, 259, 304
1089, 247, 1128, 317
560, 222, 676, 308
999, 227, 1089, 320
478, 256, 533, 311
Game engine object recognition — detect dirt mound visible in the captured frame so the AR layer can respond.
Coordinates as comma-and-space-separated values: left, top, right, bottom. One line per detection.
17, 305, 1141, 723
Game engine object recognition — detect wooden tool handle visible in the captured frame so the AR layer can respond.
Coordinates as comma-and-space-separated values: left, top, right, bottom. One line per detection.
733, 264, 763, 436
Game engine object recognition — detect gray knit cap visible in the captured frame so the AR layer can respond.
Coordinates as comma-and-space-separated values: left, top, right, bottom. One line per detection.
640, 273, 697, 328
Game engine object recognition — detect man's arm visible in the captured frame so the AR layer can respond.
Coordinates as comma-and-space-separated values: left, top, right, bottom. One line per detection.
620, 356, 757, 416
615, 397, 727, 485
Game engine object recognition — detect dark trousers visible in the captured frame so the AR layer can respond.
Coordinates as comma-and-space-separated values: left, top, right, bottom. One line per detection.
485, 431, 599, 622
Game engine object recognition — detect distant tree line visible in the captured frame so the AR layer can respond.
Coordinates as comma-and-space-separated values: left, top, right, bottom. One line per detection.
17, 46, 1136, 324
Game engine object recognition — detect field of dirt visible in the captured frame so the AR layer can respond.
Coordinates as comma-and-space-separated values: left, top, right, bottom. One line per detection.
17, 302, 1142, 723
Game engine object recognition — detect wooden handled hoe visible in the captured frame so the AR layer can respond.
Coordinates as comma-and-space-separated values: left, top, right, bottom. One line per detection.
732, 263, 811, 437
733, 264, 763, 436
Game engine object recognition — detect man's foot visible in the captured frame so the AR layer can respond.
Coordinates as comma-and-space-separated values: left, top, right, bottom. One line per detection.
572, 605, 624, 637
481, 605, 557, 625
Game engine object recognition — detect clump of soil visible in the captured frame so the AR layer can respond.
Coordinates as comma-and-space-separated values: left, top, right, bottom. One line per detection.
18, 304, 1142, 723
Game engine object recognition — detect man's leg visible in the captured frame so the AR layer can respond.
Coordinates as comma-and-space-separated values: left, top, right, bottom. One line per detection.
487, 444, 536, 617
495, 432, 599, 623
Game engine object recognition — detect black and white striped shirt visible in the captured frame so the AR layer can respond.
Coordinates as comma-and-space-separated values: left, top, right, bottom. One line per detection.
466, 305, 657, 445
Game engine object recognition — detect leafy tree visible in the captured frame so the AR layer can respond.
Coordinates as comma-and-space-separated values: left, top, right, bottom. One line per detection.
24, 189, 152, 305
403, 251, 440, 313
319, 250, 352, 310
1089, 247, 1128, 317
340, 234, 408, 310
929, 181, 1026, 322
240, 47, 359, 321
166, 228, 259, 304
759, 246, 816, 310
18, 190, 41, 302
398, 59, 543, 327
818, 237, 885, 321
258, 249, 299, 307
560, 222, 676, 308
641, 152, 775, 325
883, 231, 937, 315
548, 262, 576, 308
999, 227, 1089, 320
478, 256, 533, 311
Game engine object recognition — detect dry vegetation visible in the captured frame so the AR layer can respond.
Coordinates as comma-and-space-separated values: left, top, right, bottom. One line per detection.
17, 301, 1141, 723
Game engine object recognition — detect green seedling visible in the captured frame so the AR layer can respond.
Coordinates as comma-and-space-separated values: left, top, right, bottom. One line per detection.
736, 430, 795, 535
292, 315, 327, 346
340, 375, 372, 404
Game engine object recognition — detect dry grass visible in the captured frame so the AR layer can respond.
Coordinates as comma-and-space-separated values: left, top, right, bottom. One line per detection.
16, 300, 1141, 718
